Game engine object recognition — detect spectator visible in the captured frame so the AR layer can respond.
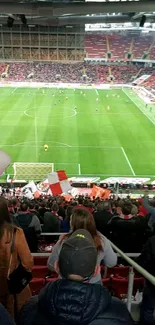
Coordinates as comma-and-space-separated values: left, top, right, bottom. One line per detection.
28, 202, 40, 221
138, 198, 149, 217
48, 208, 117, 284
20, 229, 133, 325
15, 201, 41, 252
42, 202, 61, 244
143, 195, 155, 230
109, 201, 146, 252
137, 235, 155, 325
0, 197, 33, 319
43, 202, 60, 233
61, 205, 73, 232
74, 196, 86, 210
94, 201, 113, 236
38, 201, 48, 221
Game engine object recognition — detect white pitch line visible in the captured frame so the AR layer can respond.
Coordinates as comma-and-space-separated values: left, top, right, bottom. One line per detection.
70, 146, 120, 149
11, 87, 18, 94
122, 88, 155, 128
34, 117, 38, 161
0, 143, 121, 149
95, 88, 99, 96
78, 163, 81, 175
121, 147, 136, 176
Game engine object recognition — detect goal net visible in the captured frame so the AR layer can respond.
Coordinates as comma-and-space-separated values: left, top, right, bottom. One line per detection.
13, 162, 80, 181
13, 162, 54, 181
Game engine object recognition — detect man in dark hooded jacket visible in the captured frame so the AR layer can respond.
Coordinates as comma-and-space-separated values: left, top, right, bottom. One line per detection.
15, 202, 41, 252
20, 229, 133, 325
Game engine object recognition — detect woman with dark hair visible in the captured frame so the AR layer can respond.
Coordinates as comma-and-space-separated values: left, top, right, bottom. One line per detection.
0, 197, 33, 319
61, 206, 73, 232
48, 208, 117, 284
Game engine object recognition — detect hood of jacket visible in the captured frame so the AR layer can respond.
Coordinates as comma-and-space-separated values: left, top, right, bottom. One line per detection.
16, 212, 33, 227
38, 279, 111, 325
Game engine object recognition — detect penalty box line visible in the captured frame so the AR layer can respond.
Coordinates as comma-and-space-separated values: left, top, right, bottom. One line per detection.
1, 143, 135, 176
121, 147, 136, 176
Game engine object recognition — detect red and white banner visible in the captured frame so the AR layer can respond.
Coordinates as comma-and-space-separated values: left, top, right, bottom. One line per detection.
48, 170, 72, 196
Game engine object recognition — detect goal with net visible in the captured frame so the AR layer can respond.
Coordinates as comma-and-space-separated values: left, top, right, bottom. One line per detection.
13, 162, 54, 181
13, 162, 81, 181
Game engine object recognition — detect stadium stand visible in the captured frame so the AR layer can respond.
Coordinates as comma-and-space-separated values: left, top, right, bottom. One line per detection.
85, 33, 155, 60
6, 62, 98, 83
3, 61, 155, 84
1, 191, 155, 323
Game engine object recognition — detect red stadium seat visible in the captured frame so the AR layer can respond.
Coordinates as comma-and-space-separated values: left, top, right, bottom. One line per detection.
102, 278, 111, 289
32, 266, 48, 278
101, 265, 129, 278
34, 256, 48, 266
30, 278, 45, 295
110, 266, 129, 277
111, 276, 144, 298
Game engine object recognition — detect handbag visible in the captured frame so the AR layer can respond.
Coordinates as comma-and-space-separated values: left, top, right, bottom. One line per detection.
7, 228, 32, 294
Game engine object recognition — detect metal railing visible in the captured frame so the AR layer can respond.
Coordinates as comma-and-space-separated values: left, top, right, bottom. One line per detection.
33, 232, 155, 312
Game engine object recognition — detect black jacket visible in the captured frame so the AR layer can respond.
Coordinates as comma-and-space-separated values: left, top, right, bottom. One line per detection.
137, 235, 155, 278
94, 210, 113, 236
109, 215, 146, 252
15, 212, 40, 252
20, 279, 133, 325
42, 212, 60, 233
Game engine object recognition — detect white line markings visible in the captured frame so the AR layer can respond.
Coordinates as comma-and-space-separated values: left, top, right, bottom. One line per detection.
67, 173, 152, 177
95, 89, 99, 96
0, 143, 120, 149
24, 108, 77, 119
0, 141, 71, 148
78, 163, 81, 175
121, 147, 136, 176
34, 117, 38, 161
11, 88, 18, 94
122, 88, 155, 128
0, 139, 136, 176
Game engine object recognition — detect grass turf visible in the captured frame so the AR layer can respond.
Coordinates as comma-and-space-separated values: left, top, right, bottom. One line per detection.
0, 86, 155, 181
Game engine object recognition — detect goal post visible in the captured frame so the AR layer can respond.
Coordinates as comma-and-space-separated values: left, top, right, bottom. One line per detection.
53, 162, 80, 176
13, 162, 81, 181
13, 162, 54, 181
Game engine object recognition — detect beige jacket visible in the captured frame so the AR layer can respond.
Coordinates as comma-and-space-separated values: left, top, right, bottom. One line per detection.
0, 226, 33, 318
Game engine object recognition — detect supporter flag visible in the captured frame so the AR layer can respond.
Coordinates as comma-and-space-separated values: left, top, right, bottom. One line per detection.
0, 150, 11, 175
48, 170, 72, 196
37, 178, 49, 193
90, 185, 111, 199
22, 181, 40, 199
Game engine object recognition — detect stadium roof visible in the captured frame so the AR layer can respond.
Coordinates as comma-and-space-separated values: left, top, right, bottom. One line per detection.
0, 0, 155, 28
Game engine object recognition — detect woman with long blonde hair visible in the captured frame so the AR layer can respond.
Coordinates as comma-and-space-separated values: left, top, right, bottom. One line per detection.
0, 197, 33, 319
48, 208, 117, 284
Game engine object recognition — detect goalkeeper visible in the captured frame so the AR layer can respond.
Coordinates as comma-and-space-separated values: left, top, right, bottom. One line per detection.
44, 144, 48, 152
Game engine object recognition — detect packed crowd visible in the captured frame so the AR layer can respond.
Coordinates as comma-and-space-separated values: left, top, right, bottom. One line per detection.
0, 62, 154, 86
0, 194, 155, 324
97, 65, 139, 84
4, 62, 97, 83
4, 193, 155, 253
1, 61, 155, 85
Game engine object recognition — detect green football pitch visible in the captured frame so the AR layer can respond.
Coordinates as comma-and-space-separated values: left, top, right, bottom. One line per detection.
0, 86, 155, 180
